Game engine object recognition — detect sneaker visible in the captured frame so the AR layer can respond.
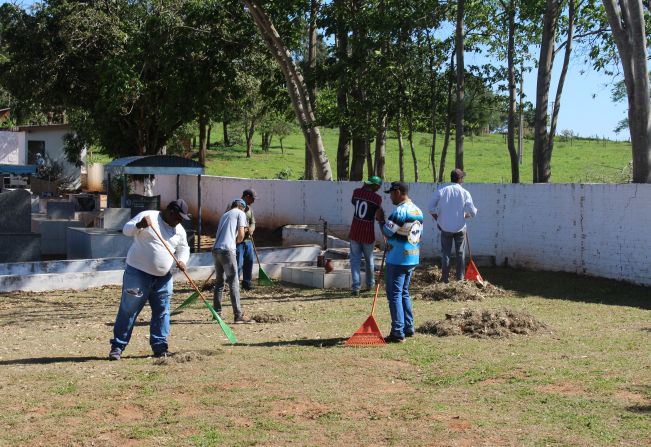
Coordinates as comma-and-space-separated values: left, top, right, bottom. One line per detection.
242, 284, 255, 291
405, 331, 415, 338
108, 347, 122, 361
234, 314, 255, 324
384, 334, 406, 344
351, 290, 360, 297
154, 350, 172, 358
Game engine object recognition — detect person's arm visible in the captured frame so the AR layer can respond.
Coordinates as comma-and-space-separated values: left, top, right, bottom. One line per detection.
382, 210, 403, 239
236, 226, 245, 244
236, 210, 247, 244
464, 192, 477, 219
248, 210, 256, 236
427, 190, 441, 221
174, 227, 190, 271
122, 212, 150, 237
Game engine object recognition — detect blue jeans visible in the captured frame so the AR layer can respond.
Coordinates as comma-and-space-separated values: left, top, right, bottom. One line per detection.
350, 240, 375, 291
440, 229, 466, 282
212, 249, 243, 318
236, 240, 255, 288
385, 263, 415, 338
111, 265, 173, 355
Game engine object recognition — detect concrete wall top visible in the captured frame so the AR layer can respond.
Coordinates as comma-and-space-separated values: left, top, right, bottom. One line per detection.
155, 175, 651, 286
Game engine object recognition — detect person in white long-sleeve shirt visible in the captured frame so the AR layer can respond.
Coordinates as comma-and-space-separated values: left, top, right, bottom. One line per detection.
428, 169, 478, 283
109, 199, 191, 360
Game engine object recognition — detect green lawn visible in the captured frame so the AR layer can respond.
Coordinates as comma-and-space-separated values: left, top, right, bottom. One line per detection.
201, 126, 632, 183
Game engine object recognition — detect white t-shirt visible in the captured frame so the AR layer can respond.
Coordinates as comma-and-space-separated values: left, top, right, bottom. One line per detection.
213, 208, 248, 251
123, 210, 190, 276
427, 183, 477, 233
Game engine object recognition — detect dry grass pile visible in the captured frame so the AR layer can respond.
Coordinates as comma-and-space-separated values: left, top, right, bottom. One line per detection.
417, 308, 546, 338
411, 265, 509, 301
252, 312, 289, 323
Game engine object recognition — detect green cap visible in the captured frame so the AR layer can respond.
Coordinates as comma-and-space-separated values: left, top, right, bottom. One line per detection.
364, 176, 382, 186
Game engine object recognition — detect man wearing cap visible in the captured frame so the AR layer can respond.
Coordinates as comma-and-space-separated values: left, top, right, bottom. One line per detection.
348, 176, 384, 296
237, 189, 257, 291
382, 181, 424, 343
108, 199, 191, 360
212, 199, 254, 324
428, 169, 478, 283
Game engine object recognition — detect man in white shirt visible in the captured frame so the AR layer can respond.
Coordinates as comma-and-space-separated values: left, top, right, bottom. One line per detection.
109, 199, 191, 360
428, 169, 478, 283
213, 199, 254, 324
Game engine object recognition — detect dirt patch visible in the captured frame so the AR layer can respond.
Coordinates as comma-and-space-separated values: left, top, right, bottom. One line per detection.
153, 351, 204, 365
410, 266, 509, 301
251, 312, 289, 323
417, 308, 546, 338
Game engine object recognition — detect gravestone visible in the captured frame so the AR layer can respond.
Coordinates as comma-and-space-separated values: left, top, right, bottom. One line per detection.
125, 194, 160, 217
102, 208, 132, 230
0, 189, 31, 233
47, 201, 76, 219
0, 189, 40, 262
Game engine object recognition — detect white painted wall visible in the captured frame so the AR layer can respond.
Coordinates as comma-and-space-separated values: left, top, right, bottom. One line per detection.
21, 125, 84, 184
155, 176, 651, 286
0, 131, 26, 164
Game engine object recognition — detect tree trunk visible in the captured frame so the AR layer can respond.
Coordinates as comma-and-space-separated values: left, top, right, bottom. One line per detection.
351, 135, 366, 180
244, 0, 333, 180
303, 0, 319, 180
335, 0, 350, 180
533, 0, 560, 182
506, 0, 519, 183
547, 0, 575, 174
439, 54, 455, 182
407, 104, 419, 182
198, 114, 208, 166
207, 123, 212, 149
397, 109, 405, 182
245, 120, 255, 158
374, 113, 387, 178
349, 1, 367, 181
223, 120, 230, 147
455, 0, 466, 170
262, 132, 271, 152
365, 136, 373, 177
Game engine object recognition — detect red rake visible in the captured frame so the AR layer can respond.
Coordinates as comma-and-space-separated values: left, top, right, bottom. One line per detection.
464, 230, 485, 285
346, 243, 387, 346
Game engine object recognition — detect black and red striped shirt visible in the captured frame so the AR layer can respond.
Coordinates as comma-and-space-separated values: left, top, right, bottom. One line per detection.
349, 187, 382, 244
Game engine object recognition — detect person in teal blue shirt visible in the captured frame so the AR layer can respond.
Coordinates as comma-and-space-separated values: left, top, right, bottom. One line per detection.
382, 181, 424, 343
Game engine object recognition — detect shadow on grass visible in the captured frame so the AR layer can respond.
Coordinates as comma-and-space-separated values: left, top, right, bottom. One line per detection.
481, 267, 651, 310
627, 405, 651, 413
240, 337, 347, 348
0, 354, 149, 365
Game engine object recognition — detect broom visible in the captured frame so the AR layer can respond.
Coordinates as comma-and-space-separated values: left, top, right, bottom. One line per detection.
147, 218, 237, 344
170, 269, 214, 316
250, 235, 273, 286
345, 242, 387, 346
464, 229, 485, 285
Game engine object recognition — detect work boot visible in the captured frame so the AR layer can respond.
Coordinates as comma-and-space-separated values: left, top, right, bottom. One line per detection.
234, 314, 255, 324
108, 347, 122, 361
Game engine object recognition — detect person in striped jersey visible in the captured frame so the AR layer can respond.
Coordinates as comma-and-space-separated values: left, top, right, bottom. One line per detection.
348, 176, 384, 296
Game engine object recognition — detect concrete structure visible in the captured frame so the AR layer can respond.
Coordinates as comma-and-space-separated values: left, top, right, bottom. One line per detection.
31, 217, 86, 256
0, 245, 322, 292
0, 131, 26, 165
46, 200, 76, 219
282, 266, 366, 289
17, 124, 84, 185
157, 176, 651, 286
67, 228, 133, 260
0, 189, 40, 262
100, 208, 131, 230
282, 225, 350, 249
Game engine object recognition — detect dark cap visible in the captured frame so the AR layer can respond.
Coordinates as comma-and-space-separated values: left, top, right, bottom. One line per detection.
167, 199, 191, 220
451, 169, 466, 182
242, 189, 256, 198
384, 181, 409, 194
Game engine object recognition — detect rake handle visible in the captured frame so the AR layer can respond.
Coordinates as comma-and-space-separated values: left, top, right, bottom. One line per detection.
147, 218, 209, 305
249, 235, 263, 267
370, 239, 388, 316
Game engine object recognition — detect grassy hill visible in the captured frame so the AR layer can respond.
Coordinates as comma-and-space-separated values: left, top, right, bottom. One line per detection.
201, 126, 632, 183
90, 126, 633, 183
